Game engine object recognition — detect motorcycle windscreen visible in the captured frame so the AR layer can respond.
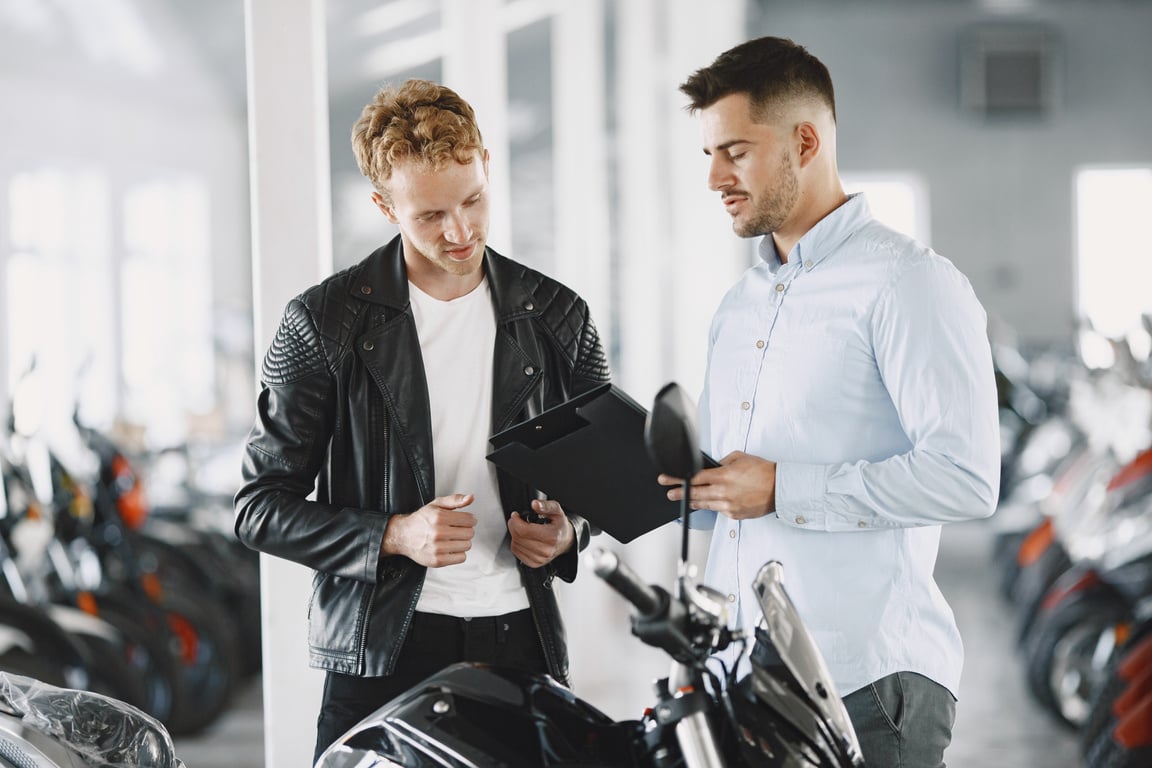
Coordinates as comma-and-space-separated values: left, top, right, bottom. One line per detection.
750, 561, 863, 765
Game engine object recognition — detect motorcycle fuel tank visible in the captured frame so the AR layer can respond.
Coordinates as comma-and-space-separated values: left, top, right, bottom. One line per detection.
317, 662, 646, 767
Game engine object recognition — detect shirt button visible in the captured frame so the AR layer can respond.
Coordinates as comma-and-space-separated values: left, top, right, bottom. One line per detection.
740, 401, 750, 411
727, 594, 736, 603
728, 529, 736, 539
775, 283, 784, 293
524, 366, 535, 376
359, 285, 372, 295
795, 516, 807, 525
755, 340, 765, 349
362, 340, 374, 351
524, 301, 535, 311
858, 521, 868, 528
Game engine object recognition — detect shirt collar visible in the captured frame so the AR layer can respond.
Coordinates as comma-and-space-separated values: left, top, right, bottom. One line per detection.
757, 192, 872, 272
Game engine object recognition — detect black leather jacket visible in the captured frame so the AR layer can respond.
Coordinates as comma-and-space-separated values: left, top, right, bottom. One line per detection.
234, 236, 610, 683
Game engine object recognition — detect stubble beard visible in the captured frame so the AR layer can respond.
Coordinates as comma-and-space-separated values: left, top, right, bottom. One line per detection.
733, 149, 799, 239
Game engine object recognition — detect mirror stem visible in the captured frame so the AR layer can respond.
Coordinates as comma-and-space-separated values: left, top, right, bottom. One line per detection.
677, 478, 691, 599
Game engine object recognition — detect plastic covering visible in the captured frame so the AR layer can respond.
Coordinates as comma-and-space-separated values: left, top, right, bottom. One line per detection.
0, 673, 184, 768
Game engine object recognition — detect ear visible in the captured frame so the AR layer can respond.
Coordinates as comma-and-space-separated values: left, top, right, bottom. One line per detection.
371, 191, 398, 223
795, 122, 821, 169
482, 148, 490, 177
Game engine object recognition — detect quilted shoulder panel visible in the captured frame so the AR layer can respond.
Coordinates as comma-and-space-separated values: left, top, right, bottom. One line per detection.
261, 265, 367, 385
524, 268, 610, 384
262, 298, 327, 386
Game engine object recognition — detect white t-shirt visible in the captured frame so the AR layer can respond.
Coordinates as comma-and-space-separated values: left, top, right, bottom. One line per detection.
408, 277, 529, 617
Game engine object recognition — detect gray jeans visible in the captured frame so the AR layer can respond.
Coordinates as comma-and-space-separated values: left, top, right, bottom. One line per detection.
842, 672, 956, 768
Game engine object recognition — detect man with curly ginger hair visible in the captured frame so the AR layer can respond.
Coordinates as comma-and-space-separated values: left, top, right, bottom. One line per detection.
234, 79, 610, 762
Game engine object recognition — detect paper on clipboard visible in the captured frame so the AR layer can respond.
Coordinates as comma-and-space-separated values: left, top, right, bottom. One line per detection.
486, 383, 717, 543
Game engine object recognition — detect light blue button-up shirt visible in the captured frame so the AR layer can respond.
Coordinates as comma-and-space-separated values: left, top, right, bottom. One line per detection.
693, 193, 1000, 698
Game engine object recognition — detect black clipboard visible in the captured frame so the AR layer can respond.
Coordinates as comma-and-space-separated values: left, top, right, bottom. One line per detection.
486, 383, 717, 543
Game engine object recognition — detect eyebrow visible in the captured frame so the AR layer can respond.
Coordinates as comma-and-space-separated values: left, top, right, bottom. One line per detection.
413, 187, 484, 218
703, 139, 751, 156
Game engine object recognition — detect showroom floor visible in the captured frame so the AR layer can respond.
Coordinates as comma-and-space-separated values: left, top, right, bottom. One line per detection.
173, 517, 1082, 767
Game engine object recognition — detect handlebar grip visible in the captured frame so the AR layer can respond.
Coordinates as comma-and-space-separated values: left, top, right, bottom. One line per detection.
589, 548, 664, 617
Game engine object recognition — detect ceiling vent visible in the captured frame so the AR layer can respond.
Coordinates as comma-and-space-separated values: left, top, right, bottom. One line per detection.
960, 24, 1062, 118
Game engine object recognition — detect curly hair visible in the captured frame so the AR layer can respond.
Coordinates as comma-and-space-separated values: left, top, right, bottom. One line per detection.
351, 79, 484, 201
679, 36, 836, 125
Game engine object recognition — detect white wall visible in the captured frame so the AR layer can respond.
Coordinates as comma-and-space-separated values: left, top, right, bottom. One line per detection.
751, 1, 1152, 348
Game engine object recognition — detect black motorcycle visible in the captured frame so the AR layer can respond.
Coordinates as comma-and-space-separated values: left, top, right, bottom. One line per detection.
316, 383, 863, 768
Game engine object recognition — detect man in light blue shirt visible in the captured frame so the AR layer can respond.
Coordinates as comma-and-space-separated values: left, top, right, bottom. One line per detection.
665, 37, 1000, 768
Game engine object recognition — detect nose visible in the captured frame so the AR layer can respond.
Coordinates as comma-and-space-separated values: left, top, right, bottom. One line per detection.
707, 156, 733, 192
443, 212, 473, 244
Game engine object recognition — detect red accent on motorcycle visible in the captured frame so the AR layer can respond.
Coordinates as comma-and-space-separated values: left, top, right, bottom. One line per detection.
112, 454, 149, 529
1106, 447, 1152, 492
1039, 569, 1100, 612
76, 591, 99, 617
1114, 663, 1152, 716
141, 572, 165, 603
1112, 693, 1152, 748
167, 612, 201, 666
1018, 518, 1054, 567
1119, 635, 1152, 681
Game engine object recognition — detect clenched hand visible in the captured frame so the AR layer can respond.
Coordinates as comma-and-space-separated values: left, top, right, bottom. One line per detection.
508, 499, 574, 568
382, 493, 477, 567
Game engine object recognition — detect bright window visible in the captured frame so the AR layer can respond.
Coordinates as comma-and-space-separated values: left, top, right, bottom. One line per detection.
1075, 167, 1152, 366
4, 169, 214, 444
842, 173, 930, 243
5, 168, 115, 430
121, 178, 214, 444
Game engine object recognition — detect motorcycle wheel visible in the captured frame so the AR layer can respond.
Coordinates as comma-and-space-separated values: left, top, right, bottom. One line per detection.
992, 527, 1030, 602
1023, 585, 1128, 728
66, 621, 152, 711
0, 601, 92, 690
1014, 542, 1072, 646
158, 591, 242, 736
1085, 719, 1152, 768
1081, 628, 1152, 759
134, 526, 262, 676
92, 594, 185, 726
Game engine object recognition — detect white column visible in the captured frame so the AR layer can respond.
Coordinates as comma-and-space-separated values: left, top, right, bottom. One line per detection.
613, 0, 669, 404
442, 0, 513, 255
0, 168, 9, 415
552, 0, 612, 348
243, 0, 331, 764
666, 0, 749, 400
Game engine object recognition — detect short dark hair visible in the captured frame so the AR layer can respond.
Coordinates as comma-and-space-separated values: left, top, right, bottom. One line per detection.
679, 36, 836, 123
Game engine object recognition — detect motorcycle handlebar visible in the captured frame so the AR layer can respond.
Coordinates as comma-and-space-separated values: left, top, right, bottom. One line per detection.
589, 548, 665, 618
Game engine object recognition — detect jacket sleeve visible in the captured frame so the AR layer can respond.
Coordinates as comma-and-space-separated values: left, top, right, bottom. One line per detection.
552, 301, 612, 582
233, 298, 387, 583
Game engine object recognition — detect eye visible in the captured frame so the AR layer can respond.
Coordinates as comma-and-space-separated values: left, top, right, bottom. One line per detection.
463, 194, 482, 207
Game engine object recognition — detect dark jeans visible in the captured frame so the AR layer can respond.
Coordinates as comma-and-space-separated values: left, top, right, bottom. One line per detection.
312, 608, 547, 765
842, 671, 957, 768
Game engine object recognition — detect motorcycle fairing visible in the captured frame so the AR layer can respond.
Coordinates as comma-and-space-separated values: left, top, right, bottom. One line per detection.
318, 662, 646, 768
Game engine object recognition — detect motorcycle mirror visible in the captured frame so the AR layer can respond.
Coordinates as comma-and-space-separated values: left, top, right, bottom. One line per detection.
645, 382, 702, 480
